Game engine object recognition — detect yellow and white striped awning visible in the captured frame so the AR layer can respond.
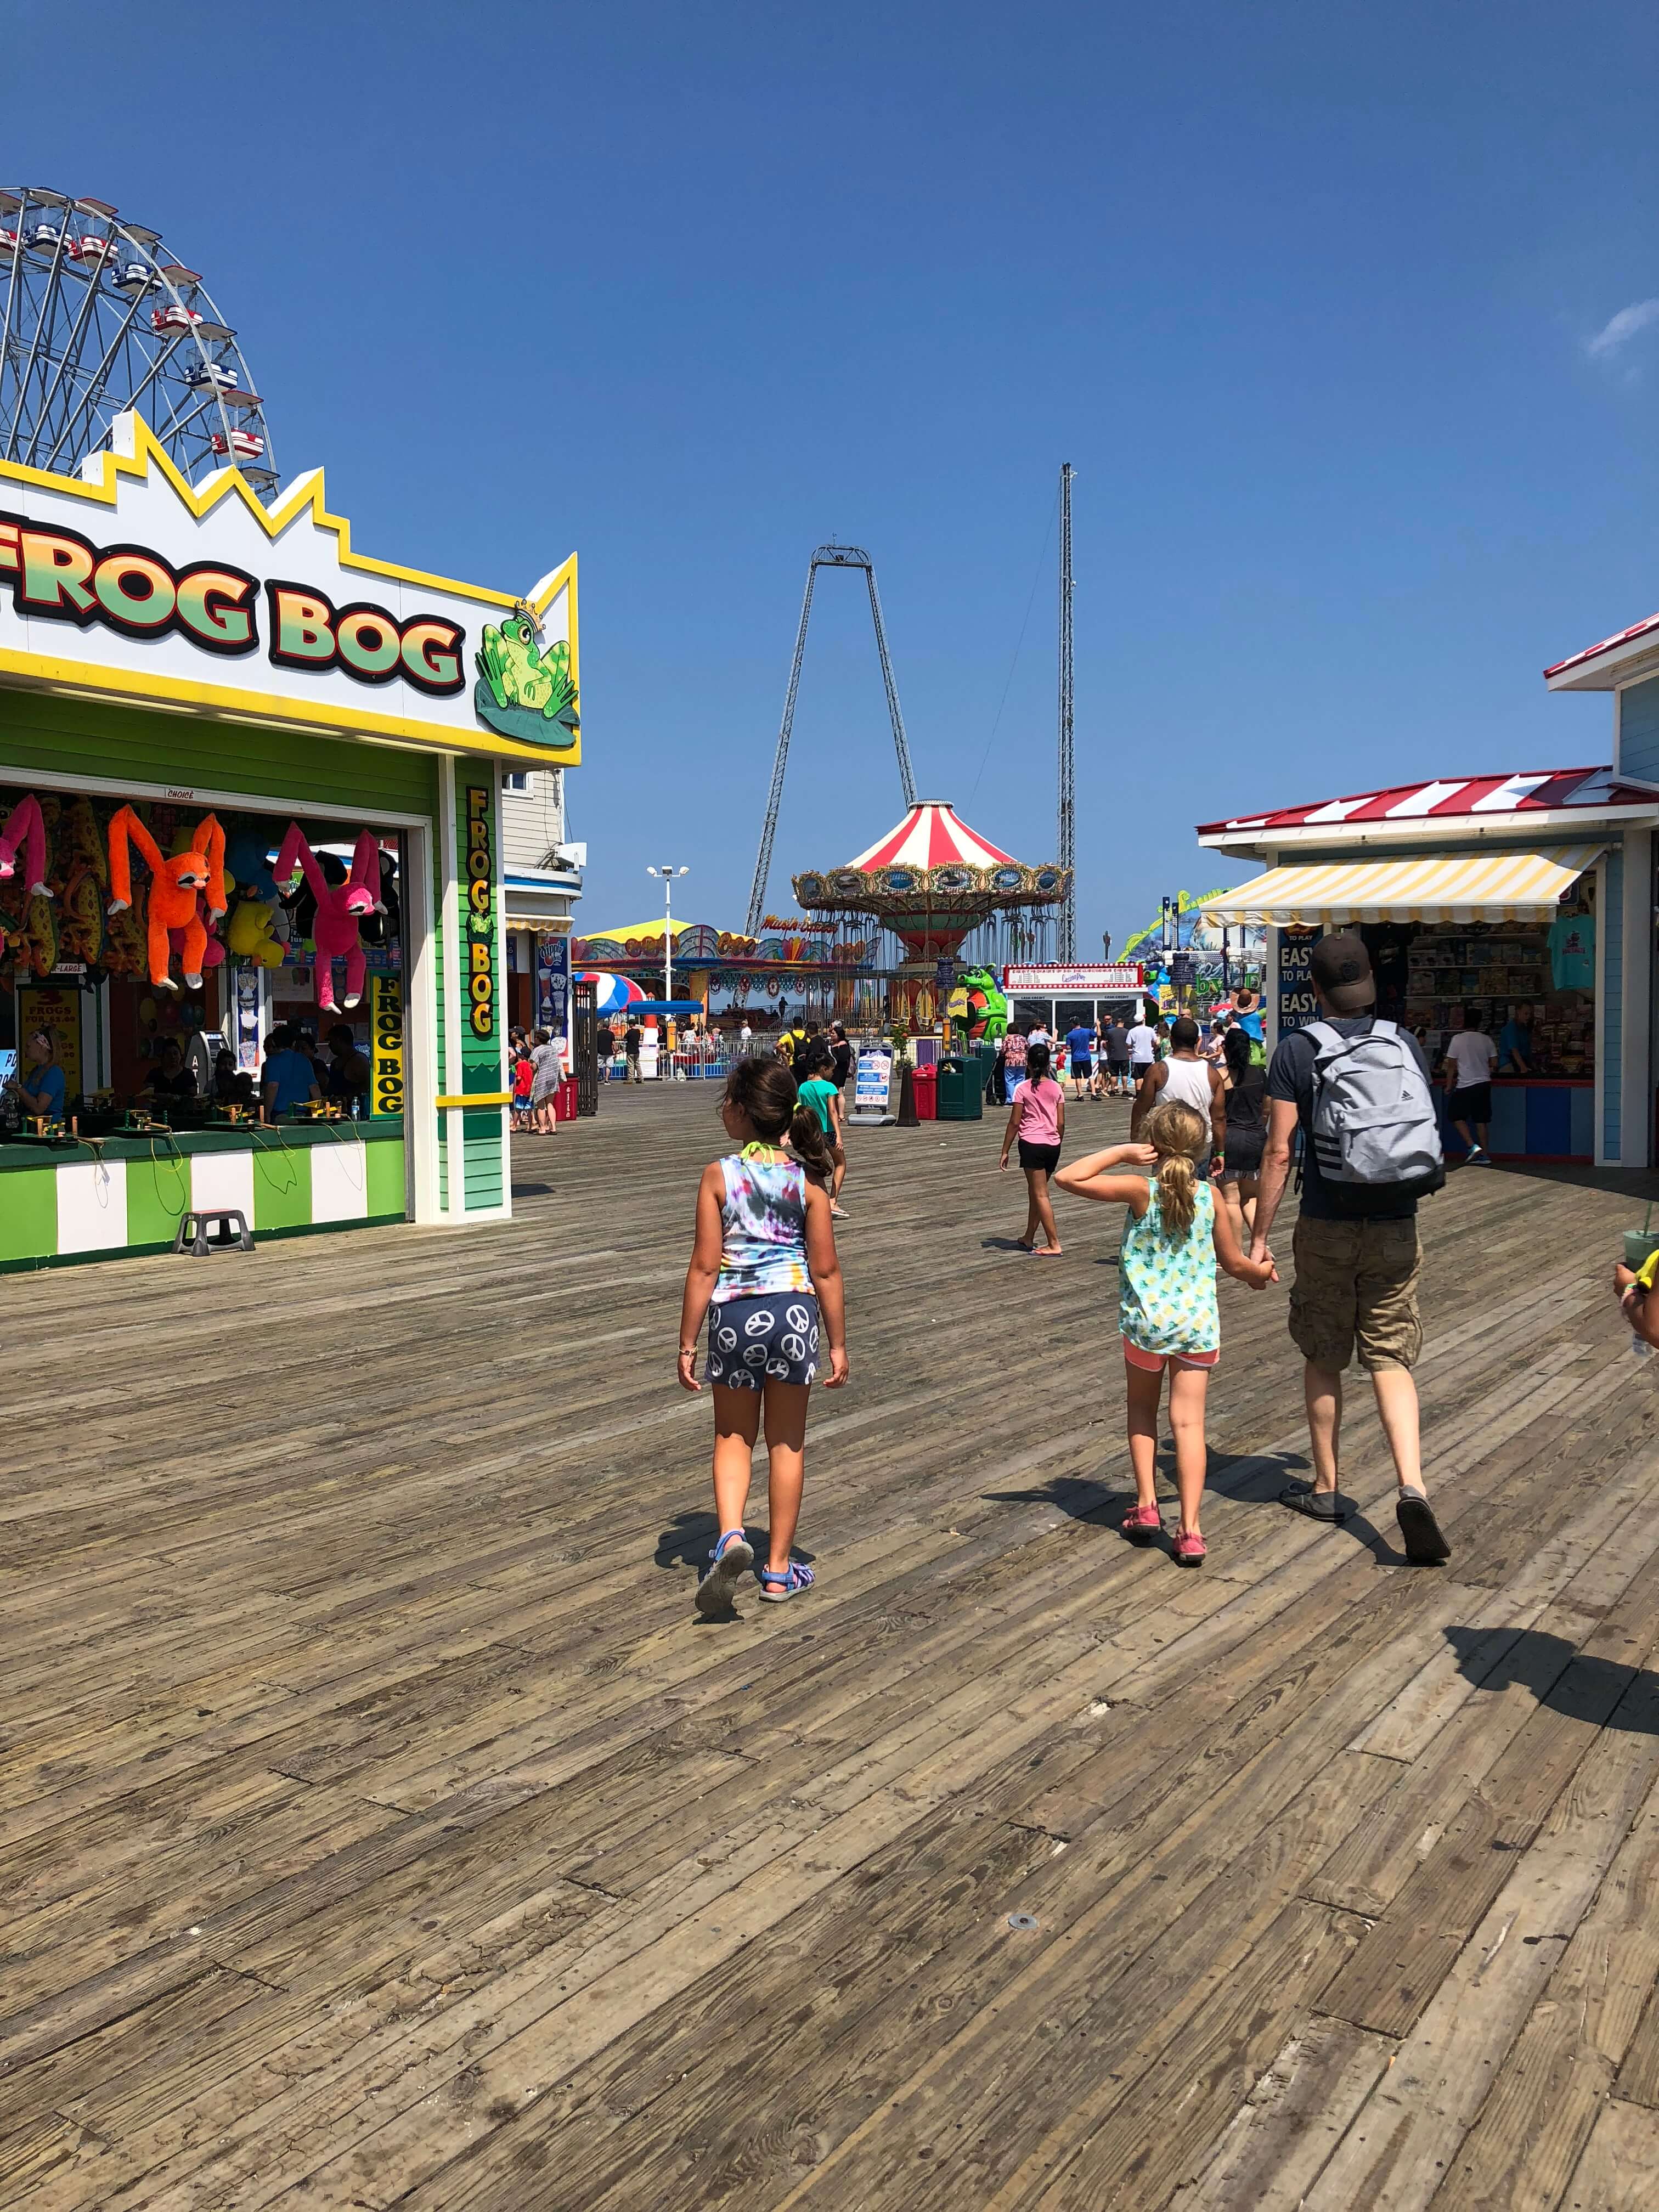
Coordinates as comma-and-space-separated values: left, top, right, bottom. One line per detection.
1202, 845, 1605, 927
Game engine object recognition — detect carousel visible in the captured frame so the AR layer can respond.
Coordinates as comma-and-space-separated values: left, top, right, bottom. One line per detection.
792, 801, 1069, 1027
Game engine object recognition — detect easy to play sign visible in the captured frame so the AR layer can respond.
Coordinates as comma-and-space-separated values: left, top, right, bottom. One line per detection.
1278, 927, 1320, 1035
0, 412, 579, 765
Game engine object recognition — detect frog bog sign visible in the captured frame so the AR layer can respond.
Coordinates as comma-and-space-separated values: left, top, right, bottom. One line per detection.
0, 411, 579, 765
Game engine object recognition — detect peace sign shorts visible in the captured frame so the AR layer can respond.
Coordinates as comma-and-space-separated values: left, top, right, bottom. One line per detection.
704, 1293, 822, 1390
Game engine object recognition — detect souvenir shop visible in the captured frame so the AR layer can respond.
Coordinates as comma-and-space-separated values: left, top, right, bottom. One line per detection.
0, 411, 579, 1266
1198, 766, 1656, 1167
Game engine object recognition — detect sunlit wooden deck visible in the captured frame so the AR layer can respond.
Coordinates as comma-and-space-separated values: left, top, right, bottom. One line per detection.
3, 1080, 1659, 2210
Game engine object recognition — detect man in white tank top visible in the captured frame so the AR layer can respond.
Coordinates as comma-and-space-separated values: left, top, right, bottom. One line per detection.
1131, 1014, 1226, 1166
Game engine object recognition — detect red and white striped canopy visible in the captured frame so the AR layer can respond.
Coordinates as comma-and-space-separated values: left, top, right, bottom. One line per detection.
846, 802, 1020, 872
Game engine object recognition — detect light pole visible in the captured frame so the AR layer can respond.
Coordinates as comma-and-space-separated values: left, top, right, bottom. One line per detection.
646, 864, 689, 1023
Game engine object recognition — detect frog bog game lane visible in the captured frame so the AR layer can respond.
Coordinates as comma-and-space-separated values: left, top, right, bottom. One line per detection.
0, 408, 582, 1266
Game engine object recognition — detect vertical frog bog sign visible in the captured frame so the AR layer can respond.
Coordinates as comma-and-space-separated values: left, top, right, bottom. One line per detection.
463, 783, 498, 1049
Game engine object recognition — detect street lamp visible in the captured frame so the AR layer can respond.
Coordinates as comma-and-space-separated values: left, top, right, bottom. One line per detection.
646, 865, 689, 1012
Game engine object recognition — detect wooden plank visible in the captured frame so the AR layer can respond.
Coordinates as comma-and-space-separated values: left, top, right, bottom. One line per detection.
1559, 2097, 1659, 2209
1430, 1778, 1659, 2211
1170, 2016, 1397, 2212
1302, 1660, 1659, 2211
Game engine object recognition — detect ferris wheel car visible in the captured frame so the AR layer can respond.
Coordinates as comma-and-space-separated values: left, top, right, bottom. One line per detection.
151, 304, 202, 334
210, 428, 265, 460
73, 232, 115, 262
0, 228, 18, 257
26, 221, 63, 254
185, 361, 239, 392
115, 259, 156, 292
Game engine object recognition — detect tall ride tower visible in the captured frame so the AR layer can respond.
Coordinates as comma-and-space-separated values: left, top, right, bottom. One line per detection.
1057, 462, 1076, 962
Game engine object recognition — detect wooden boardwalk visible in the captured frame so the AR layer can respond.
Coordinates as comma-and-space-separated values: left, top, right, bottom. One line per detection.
3, 1080, 1659, 2210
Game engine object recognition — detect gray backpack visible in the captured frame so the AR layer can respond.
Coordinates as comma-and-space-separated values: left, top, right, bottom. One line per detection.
1306, 1020, 1444, 1194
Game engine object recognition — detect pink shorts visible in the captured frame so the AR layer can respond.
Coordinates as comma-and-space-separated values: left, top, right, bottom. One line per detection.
1122, 1339, 1219, 1375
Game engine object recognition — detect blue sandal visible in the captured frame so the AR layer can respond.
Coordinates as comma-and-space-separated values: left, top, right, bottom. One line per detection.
695, 1527, 754, 1616
758, 1561, 815, 1604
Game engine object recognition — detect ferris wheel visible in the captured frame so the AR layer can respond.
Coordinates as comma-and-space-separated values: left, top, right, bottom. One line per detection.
0, 186, 277, 501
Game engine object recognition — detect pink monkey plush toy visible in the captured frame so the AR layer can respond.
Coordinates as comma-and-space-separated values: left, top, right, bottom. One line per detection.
275, 823, 383, 1012
0, 794, 51, 898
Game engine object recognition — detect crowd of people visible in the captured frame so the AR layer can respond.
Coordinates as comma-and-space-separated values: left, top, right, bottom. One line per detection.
509, 1026, 567, 1132
678, 934, 1458, 1612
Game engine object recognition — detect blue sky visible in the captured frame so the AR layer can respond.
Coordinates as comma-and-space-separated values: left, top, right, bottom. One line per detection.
9, 3, 1659, 947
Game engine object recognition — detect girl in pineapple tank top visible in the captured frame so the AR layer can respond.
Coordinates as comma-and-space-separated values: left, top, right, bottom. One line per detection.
1055, 1101, 1276, 1567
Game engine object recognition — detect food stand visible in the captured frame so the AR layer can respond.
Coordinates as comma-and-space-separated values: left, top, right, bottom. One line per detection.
1198, 769, 1655, 1167
0, 410, 581, 1265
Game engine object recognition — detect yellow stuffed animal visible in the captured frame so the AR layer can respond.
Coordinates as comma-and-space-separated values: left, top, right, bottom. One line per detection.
224, 867, 286, 969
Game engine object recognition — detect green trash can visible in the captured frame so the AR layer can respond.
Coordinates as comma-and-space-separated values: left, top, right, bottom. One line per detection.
936, 1054, 985, 1121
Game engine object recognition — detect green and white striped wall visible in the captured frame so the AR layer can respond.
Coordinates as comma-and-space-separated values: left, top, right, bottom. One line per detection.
0, 1126, 406, 1271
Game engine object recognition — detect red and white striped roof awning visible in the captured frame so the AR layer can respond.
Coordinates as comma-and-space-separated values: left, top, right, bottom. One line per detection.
846, 802, 1020, 872
1195, 767, 1653, 840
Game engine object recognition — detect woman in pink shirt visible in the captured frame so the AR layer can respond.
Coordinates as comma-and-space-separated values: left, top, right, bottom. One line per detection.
999, 1040, 1068, 1255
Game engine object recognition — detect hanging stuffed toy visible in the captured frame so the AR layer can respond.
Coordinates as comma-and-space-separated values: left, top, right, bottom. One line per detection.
0, 794, 52, 898
227, 877, 285, 967
275, 823, 382, 1011
224, 829, 289, 970
359, 847, 400, 950
106, 805, 227, 993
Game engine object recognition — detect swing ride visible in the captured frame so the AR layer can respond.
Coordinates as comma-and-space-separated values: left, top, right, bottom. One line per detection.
748, 539, 1070, 1026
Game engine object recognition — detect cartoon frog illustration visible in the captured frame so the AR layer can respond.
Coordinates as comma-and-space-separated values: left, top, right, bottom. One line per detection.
473, 614, 579, 747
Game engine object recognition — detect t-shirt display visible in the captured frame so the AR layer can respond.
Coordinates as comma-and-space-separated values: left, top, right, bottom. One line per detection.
1548, 913, 1595, 992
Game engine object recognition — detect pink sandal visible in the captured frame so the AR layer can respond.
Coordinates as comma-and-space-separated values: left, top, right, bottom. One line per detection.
1172, 1530, 1206, 1567
1121, 1504, 1163, 1543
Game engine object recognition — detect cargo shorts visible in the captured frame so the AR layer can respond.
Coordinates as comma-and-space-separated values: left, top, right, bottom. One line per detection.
1288, 1214, 1421, 1374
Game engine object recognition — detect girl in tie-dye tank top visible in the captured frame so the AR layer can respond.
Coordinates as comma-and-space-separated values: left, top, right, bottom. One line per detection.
679, 1058, 849, 1616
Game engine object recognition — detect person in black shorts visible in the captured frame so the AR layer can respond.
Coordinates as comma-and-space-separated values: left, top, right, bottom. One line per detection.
1103, 1017, 1131, 1098
1216, 1023, 1267, 1242
998, 1041, 1067, 1255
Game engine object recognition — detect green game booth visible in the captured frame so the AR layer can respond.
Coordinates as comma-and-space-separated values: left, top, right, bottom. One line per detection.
0, 412, 581, 1266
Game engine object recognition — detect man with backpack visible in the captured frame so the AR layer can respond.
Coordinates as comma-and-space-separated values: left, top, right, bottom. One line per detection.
1250, 933, 1451, 1565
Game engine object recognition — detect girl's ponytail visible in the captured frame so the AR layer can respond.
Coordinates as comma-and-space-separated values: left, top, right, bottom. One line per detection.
789, 1103, 834, 1186
1155, 1149, 1198, 1237
1143, 1098, 1206, 1236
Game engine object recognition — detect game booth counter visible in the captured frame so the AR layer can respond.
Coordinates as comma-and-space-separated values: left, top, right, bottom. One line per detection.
1197, 766, 1649, 1167
0, 410, 581, 1268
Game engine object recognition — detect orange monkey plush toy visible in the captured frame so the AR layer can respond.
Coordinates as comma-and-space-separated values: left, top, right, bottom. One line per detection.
106, 805, 228, 993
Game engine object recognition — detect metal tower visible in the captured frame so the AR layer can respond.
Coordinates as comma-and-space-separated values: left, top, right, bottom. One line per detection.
746, 544, 917, 936
1057, 464, 1076, 961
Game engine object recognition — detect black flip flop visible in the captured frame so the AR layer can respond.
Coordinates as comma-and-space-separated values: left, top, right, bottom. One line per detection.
1278, 1481, 1349, 1522
1396, 1489, 1451, 1565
